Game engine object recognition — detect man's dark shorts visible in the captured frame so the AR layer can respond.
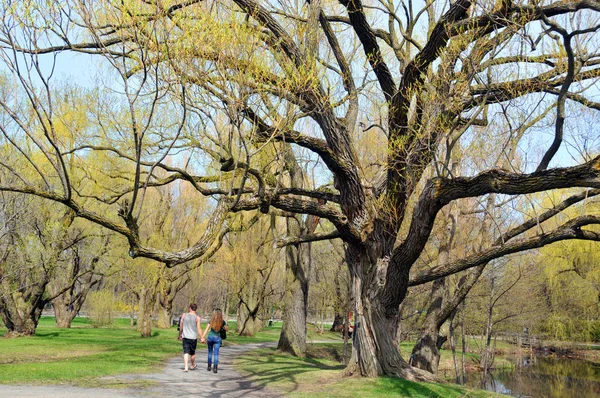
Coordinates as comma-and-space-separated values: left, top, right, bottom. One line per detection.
182, 338, 197, 355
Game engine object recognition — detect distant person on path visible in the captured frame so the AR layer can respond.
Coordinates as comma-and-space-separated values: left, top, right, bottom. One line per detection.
179, 303, 202, 372
201, 309, 228, 373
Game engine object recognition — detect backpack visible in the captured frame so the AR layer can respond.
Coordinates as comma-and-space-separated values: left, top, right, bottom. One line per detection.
219, 322, 227, 340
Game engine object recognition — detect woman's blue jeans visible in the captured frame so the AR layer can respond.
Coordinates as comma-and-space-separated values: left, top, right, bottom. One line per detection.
207, 335, 222, 366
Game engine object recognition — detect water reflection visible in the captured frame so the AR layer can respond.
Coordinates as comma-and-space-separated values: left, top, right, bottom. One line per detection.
467, 354, 600, 397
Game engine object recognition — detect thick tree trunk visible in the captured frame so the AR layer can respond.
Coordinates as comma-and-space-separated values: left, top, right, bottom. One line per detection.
481, 274, 495, 385
0, 309, 38, 337
330, 313, 344, 332
410, 279, 447, 374
278, 225, 310, 356
410, 264, 485, 374
156, 306, 172, 329
140, 314, 152, 337
136, 287, 153, 338
48, 251, 100, 329
51, 285, 91, 329
52, 296, 78, 329
237, 305, 262, 336
1, 315, 37, 337
410, 207, 483, 375
278, 269, 307, 355
410, 329, 446, 374
156, 289, 175, 329
346, 282, 435, 381
343, 247, 437, 382
156, 275, 189, 329
277, 147, 318, 356
0, 290, 44, 337
139, 313, 152, 337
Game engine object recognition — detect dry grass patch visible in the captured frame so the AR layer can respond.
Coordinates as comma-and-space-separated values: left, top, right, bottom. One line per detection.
0, 347, 105, 364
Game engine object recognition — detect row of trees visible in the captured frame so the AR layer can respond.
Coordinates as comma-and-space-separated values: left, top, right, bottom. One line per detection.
1, 0, 600, 383
0, 192, 108, 335
2, 181, 598, 381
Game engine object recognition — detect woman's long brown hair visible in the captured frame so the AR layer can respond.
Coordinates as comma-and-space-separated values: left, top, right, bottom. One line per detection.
210, 309, 224, 331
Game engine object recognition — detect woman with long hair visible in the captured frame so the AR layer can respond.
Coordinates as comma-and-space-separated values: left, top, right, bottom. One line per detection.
201, 309, 228, 373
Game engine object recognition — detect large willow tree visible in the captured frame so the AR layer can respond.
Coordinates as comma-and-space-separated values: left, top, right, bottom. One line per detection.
1, 0, 600, 380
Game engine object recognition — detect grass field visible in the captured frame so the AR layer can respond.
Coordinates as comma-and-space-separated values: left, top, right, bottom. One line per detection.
0, 316, 340, 386
1, 316, 507, 396
0, 317, 180, 386
235, 345, 507, 397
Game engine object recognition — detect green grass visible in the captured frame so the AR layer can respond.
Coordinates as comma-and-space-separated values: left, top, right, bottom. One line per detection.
0, 316, 273, 385
0, 316, 340, 386
0, 317, 181, 386
224, 321, 281, 345
224, 321, 342, 345
397, 340, 513, 379
235, 345, 507, 397
0, 316, 507, 395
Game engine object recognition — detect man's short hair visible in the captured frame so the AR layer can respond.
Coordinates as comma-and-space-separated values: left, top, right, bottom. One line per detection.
190, 303, 198, 311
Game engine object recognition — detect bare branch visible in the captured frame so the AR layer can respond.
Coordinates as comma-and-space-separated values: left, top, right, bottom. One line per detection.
339, 0, 396, 101
410, 215, 600, 285
275, 230, 342, 247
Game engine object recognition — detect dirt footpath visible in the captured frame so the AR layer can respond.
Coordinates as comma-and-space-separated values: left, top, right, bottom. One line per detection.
0, 342, 280, 398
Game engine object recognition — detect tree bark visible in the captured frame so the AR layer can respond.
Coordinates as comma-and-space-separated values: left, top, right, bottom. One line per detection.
449, 309, 460, 384
156, 305, 172, 329
348, 279, 435, 380
460, 300, 467, 384
0, 288, 45, 337
330, 313, 344, 332
136, 286, 153, 338
48, 249, 101, 329
50, 276, 95, 329
156, 275, 189, 329
277, 144, 315, 356
410, 279, 447, 374
237, 304, 262, 336
343, 246, 436, 381
278, 214, 311, 356
51, 295, 78, 329
278, 265, 308, 355
410, 208, 456, 374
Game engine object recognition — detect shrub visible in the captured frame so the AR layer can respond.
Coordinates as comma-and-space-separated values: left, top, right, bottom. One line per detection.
588, 321, 600, 342
86, 290, 115, 327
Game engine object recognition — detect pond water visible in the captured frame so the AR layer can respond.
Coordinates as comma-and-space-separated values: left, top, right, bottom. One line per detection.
467, 354, 600, 397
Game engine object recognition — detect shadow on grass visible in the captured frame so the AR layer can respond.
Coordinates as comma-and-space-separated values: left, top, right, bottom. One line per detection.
236, 348, 345, 394
237, 348, 498, 398
364, 376, 495, 398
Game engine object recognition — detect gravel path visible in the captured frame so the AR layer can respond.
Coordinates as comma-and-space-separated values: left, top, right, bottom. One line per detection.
0, 342, 281, 398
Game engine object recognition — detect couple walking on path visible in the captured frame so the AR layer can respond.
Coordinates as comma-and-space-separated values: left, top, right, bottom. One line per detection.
179, 304, 228, 373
